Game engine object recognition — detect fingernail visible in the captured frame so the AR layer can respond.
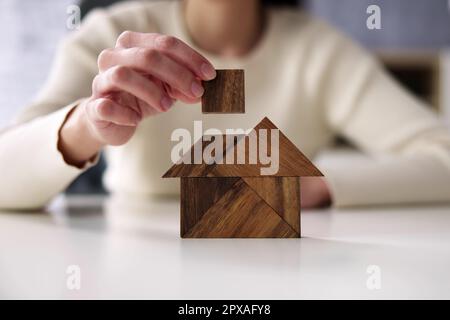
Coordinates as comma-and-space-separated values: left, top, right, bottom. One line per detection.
201, 63, 216, 80
161, 96, 173, 111
191, 81, 204, 97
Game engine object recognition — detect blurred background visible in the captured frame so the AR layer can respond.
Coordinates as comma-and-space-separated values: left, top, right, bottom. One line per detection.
0, 0, 449, 194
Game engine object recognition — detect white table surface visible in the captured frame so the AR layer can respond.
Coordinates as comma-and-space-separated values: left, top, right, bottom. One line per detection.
0, 195, 449, 299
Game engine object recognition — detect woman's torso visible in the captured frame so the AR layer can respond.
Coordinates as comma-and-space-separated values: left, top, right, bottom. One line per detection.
87, 1, 335, 195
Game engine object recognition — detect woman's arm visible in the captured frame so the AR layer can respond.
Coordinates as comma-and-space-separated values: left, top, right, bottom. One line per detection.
0, 101, 96, 210
0, 8, 112, 210
317, 26, 450, 207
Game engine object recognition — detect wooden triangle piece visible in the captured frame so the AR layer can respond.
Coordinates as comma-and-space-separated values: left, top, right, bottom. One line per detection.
180, 177, 240, 236
209, 117, 323, 177
242, 177, 301, 234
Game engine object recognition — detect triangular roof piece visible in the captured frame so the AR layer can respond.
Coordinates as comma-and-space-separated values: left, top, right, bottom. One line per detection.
163, 117, 323, 178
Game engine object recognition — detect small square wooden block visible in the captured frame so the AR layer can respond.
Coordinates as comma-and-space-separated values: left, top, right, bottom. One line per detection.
202, 69, 245, 114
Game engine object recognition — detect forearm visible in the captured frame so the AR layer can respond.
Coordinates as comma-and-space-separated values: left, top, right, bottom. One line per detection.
320, 38, 450, 206
318, 151, 450, 207
0, 104, 98, 210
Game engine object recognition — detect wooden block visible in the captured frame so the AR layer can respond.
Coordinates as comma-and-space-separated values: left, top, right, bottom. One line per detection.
242, 177, 301, 234
180, 177, 239, 236
202, 69, 245, 113
162, 117, 323, 178
183, 179, 299, 238
162, 116, 324, 238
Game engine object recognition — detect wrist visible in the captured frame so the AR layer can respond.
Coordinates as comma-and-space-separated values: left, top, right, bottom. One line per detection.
58, 101, 104, 167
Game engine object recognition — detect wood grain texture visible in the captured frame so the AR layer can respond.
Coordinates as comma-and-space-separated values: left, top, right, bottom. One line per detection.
163, 137, 215, 178
164, 117, 320, 238
208, 117, 323, 177
163, 134, 246, 178
163, 117, 323, 178
180, 177, 239, 236
202, 69, 245, 114
242, 177, 301, 234
183, 179, 299, 238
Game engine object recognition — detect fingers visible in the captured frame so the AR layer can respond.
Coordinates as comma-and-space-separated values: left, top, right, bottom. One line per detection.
98, 47, 204, 101
93, 66, 172, 112
87, 98, 141, 127
115, 32, 216, 80
166, 85, 201, 104
95, 32, 215, 111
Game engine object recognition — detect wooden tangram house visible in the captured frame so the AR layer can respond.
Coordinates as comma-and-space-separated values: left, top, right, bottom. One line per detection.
163, 118, 323, 238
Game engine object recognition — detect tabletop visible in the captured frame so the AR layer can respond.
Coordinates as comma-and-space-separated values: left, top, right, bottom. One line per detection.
0, 195, 449, 299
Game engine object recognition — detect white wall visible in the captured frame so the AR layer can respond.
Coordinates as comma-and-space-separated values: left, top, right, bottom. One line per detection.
0, 0, 75, 128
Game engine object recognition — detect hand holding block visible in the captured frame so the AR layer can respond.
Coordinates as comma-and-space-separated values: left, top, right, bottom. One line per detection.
202, 69, 245, 113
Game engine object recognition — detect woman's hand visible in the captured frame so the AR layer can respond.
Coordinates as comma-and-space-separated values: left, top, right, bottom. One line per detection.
300, 177, 332, 208
59, 32, 216, 166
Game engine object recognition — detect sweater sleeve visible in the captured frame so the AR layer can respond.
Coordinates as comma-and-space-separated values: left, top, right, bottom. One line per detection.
0, 101, 100, 210
316, 26, 450, 207
0, 4, 155, 210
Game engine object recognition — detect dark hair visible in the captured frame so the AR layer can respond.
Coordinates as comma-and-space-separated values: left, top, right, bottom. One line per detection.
262, 0, 299, 6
